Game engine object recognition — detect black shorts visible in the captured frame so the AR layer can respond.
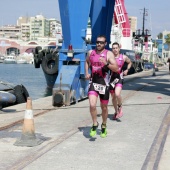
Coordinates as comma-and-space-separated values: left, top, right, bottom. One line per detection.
88, 80, 110, 104
110, 73, 124, 93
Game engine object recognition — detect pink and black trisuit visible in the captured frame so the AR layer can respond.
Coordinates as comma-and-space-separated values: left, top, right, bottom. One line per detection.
88, 49, 110, 104
110, 54, 124, 93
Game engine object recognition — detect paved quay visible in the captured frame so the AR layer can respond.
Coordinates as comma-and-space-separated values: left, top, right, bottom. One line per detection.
0, 66, 170, 170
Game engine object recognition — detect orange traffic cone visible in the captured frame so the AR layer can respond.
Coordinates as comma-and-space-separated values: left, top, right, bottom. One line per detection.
14, 97, 43, 147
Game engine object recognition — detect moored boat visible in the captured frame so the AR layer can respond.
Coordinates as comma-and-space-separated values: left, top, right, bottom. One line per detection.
3, 55, 17, 64
17, 58, 28, 64
0, 55, 5, 63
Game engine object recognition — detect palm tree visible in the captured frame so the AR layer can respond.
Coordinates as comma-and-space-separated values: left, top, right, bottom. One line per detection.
157, 32, 163, 39
47, 31, 52, 42
165, 33, 170, 50
25, 32, 30, 41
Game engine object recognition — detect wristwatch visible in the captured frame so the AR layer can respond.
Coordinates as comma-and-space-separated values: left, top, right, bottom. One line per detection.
106, 62, 109, 66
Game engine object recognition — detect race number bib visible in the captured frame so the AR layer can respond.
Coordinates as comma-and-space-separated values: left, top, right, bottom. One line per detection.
93, 83, 106, 94
110, 78, 119, 88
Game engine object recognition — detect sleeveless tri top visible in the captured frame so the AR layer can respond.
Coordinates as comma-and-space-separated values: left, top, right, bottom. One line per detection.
89, 49, 110, 85
115, 54, 124, 74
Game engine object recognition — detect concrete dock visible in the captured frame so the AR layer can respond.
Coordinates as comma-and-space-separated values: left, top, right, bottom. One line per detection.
0, 66, 170, 170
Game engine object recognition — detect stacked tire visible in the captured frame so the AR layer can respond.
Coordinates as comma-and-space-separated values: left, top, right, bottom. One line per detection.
34, 46, 43, 68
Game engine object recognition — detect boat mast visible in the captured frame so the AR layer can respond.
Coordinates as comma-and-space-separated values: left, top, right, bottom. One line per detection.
142, 8, 146, 37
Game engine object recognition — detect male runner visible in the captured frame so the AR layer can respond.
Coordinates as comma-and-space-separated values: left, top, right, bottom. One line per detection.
85, 35, 118, 138
110, 42, 132, 120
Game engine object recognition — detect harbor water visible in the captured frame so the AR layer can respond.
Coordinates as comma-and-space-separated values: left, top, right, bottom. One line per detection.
0, 63, 52, 100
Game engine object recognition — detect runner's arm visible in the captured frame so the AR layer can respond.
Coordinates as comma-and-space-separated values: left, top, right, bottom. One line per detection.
85, 50, 91, 79
106, 51, 119, 73
123, 55, 132, 75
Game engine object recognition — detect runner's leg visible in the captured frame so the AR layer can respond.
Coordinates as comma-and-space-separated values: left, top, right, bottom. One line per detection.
115, 86, 122, 106
115, 86, 123, 118
100, 103, 108, 125
89, 94, 98, 125
100, 102, 108, 138
111, 92, 118, 113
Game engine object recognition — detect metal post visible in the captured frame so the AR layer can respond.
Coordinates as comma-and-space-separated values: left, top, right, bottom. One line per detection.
152, 53, 156, 76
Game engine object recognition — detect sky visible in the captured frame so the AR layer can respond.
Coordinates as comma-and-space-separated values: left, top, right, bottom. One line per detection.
0, 0, 169, 39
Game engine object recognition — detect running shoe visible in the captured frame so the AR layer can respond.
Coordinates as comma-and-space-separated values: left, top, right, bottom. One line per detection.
90, 122, 99, 137
116, 105, 123, 118
100, 124, 107, 138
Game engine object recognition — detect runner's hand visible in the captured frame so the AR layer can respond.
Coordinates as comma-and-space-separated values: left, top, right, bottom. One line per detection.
85, 73, 91, 80
123, 69, 128, 76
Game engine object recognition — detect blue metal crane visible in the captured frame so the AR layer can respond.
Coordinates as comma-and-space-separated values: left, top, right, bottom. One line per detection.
52, 0, 116, 106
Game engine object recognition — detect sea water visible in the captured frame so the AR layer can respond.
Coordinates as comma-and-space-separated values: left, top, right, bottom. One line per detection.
0, 63, 52, 100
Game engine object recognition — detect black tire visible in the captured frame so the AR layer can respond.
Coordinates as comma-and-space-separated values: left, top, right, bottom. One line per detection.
41, 53, 59, 75
13, 85, 29, 104
34, 58, 40, 68
35, 46, 42, 54
34, 46, 43, 68
21, 85, 29, 99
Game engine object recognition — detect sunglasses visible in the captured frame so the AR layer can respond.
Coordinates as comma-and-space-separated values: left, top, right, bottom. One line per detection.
96, 41, 105, 45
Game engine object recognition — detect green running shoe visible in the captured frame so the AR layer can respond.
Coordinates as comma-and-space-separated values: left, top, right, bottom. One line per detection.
100, 124, 107, 138
90, 122, 99, 137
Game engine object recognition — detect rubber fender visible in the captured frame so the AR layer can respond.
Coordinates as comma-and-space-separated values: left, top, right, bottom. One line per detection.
35, 46, 42, 54
34, 52, 43, 68
13, 85, 29, 104
0, 91, 16, 104
34, 58, 40, 68
41, 53, 59, 75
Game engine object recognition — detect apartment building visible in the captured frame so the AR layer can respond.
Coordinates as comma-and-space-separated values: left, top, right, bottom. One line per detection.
49, 19, 62, 37
20, 23, 30, 41
0, 25, 21, 39
17, 16, 30, 26
29, 15, 50, 40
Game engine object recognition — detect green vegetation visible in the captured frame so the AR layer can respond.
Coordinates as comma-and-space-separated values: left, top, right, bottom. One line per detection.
157, 32, 163, 39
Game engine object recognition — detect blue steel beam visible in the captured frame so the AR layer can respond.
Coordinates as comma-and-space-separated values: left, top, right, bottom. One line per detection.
58, 0, 91, 49
58, 0, 92, 75
90, 0, 115, 49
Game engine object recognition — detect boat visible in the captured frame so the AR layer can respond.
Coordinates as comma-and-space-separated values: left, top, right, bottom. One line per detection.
29, 57, 34, 64
0, 55, 5, 63
17, 58, 28, 64
0, 81, 29, 109
110, 0, 145, 74
3, 55, 17, 64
